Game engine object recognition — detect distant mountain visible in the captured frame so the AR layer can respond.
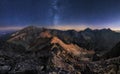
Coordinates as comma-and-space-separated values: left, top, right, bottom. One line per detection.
0, 31, 15, 48
2, 26, 120, 52
0, 30, 15, 36
50, 27, 120, 52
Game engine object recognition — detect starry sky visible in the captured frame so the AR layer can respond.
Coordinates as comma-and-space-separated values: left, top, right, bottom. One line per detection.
0, 0, 120, 30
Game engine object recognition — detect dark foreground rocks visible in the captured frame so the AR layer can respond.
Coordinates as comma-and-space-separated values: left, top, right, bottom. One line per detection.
0, 46, 120, 74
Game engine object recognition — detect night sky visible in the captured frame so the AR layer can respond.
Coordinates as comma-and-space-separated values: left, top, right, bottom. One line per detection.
0, 0, 120, 30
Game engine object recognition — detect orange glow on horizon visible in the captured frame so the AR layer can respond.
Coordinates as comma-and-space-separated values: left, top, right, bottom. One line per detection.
0, 25, 120, 31
47, 25, 112, 31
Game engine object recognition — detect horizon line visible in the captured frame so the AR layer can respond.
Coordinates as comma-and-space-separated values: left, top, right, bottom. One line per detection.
0, 25, 120, 31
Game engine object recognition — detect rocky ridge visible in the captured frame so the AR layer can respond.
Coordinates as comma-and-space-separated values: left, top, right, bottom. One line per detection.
0, 26, 120, 74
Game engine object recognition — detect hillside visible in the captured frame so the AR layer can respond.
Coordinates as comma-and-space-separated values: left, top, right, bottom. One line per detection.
103, 42, 120, 59
0, 26, 120, 74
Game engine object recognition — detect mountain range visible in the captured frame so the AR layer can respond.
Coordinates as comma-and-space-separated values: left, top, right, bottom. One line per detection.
0, 26, 120, 74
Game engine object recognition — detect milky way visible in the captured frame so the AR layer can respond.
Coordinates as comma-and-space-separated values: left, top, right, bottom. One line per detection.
0, 0, 120, 30
51, 0, 60, 25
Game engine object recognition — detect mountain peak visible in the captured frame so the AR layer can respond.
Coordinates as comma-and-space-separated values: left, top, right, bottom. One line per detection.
22, 26, 38, 30
101, 28, 112, 32
84, 28, 92, 32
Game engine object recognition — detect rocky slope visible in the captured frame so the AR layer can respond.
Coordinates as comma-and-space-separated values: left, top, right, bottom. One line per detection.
102, 42, 120, 59
0, 26, 120, 74
0, 26, 95, 74
46, 28, 120, 52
